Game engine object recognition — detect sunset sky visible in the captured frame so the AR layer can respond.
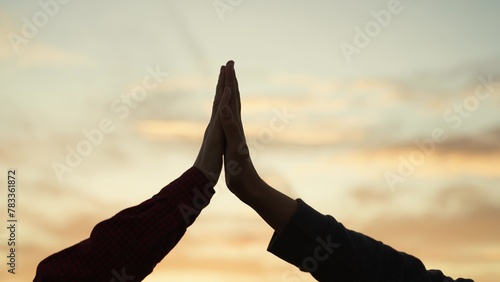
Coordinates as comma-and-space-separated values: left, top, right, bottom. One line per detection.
1, 0, 499, 281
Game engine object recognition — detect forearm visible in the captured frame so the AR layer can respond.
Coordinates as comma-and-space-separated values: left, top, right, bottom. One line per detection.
266, 199, 393, 281
239, 177, 298, 233
34, 167, 214, 281
267, 200, 473, 282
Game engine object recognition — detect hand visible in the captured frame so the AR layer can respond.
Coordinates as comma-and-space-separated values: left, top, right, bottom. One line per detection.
219, 61, 298, 232
193, 65, 226, 183
218, 61, 264, 202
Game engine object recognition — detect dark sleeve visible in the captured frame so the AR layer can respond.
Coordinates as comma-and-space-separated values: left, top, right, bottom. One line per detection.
34, 167, 215, 282
267, 199, 474, 282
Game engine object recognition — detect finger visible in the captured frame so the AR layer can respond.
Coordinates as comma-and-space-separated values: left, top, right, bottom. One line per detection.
228, 61, 244, 137
210, 65, 225, 124
231, 62, 241, 116
219, 87, 245, 149
203, 66, 225, 134
224, 61, 234, 92
225, 61, 241, 121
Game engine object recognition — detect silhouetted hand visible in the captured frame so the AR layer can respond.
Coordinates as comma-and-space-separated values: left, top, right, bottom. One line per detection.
193, 65, 226, 183
218, 61, 297, 232
218, 61, 265, 202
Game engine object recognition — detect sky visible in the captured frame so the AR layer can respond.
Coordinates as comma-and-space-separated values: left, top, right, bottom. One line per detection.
1, 0, 500, 281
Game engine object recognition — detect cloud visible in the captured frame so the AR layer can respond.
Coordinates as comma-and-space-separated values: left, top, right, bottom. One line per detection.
438, 129, 500, 154
134, 119, 206, 142
0, 10, 19, 59
379, 127, 500, 157
322, 127, 500, 181
110, 60, 500, 152
0, 10, 95, 68
14, 42, 96, 68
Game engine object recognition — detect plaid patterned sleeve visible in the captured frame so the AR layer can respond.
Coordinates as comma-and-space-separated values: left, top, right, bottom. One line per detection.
34, 167, 215, 282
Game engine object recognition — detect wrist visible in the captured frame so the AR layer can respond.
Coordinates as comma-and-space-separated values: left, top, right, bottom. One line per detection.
240, 177, 298, 233
193, 164, 220, 184
239, 177, 269, 206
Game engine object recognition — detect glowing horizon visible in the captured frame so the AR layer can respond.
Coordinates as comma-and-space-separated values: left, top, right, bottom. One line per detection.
1, 1, 499, 281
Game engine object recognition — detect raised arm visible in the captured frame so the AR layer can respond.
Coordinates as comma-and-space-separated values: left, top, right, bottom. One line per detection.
218, 60, 298, 233
34, 64, 227, 282
218, 61, 473, 282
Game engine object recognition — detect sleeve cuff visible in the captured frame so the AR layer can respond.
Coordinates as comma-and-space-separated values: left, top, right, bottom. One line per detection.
153, 166, 216, 226
267, 198, 332, 269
